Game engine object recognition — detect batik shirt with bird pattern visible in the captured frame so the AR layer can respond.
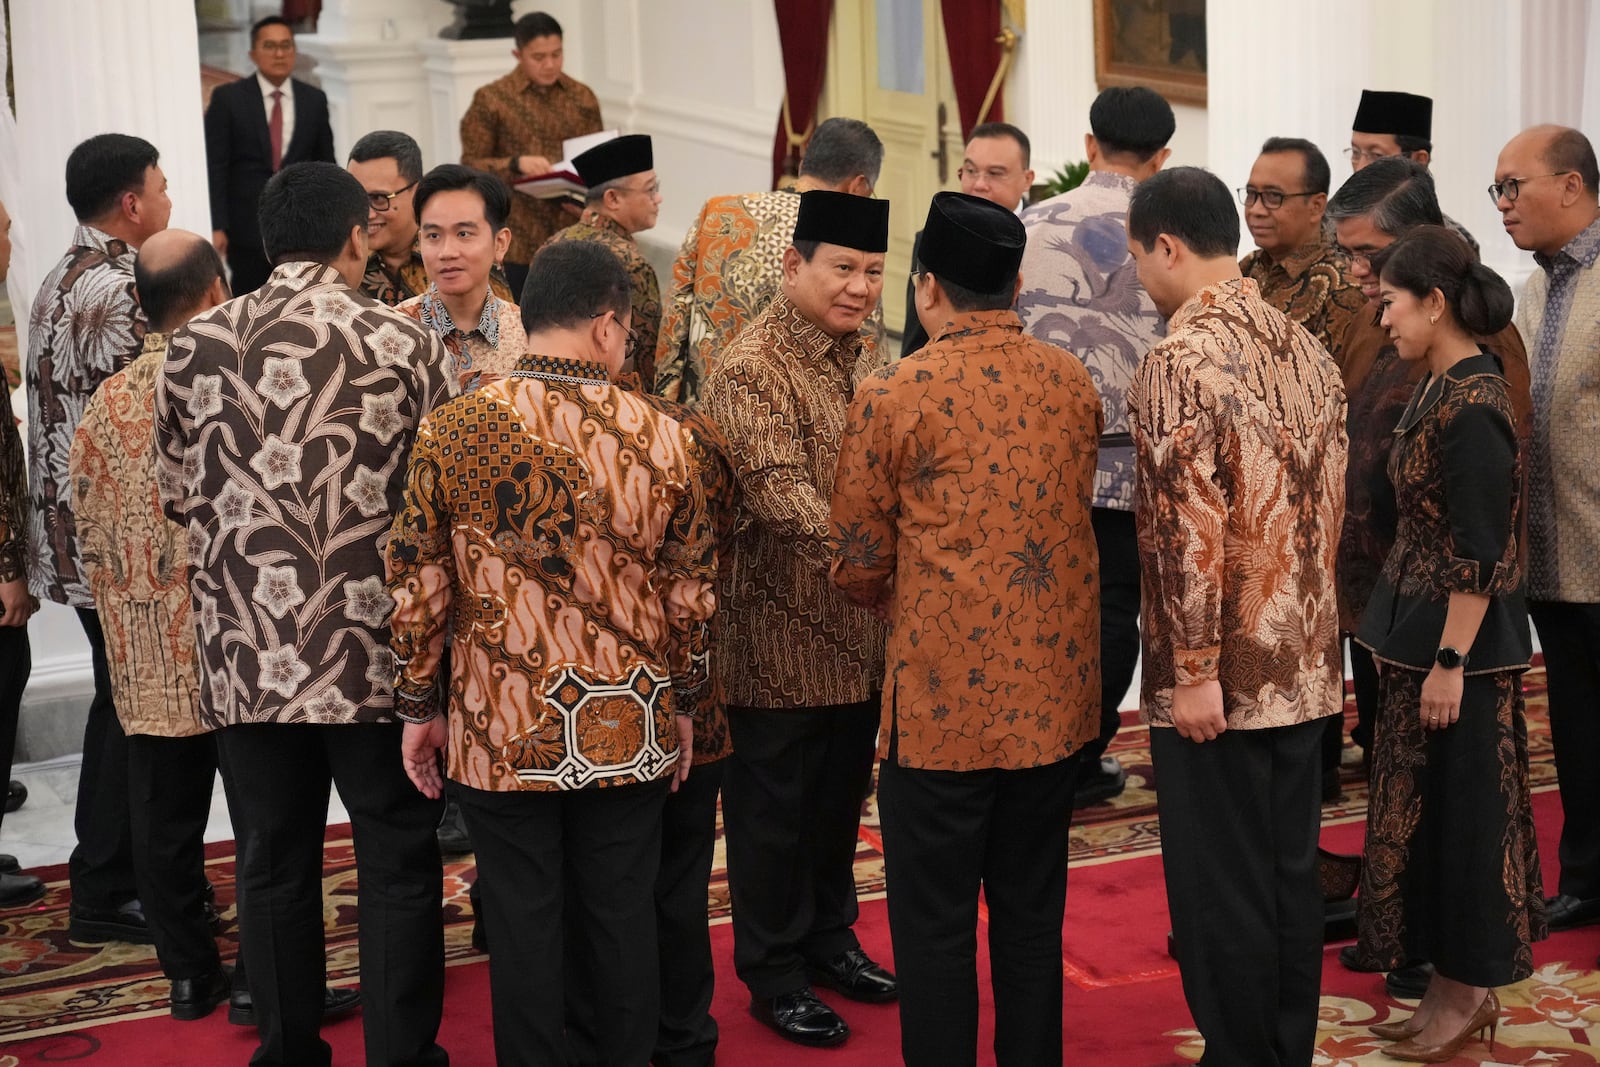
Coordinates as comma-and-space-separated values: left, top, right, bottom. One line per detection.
1015, 171, 1166, 512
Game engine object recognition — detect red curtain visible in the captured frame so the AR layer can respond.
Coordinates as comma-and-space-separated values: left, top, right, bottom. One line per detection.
771, 0, 835, 188
939, 0, 1004, 139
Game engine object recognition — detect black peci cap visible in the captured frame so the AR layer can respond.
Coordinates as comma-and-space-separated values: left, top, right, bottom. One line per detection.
573, 134, 653, 186
792, 189, 889, 252
915, 191, 1025, 293
1352, 90, 1433, 140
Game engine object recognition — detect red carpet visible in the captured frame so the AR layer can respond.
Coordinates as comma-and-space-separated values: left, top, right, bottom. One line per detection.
7, 666, 1600, 1063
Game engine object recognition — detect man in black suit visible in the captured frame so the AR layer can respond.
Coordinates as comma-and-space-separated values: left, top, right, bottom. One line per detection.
204, 16, 335, 294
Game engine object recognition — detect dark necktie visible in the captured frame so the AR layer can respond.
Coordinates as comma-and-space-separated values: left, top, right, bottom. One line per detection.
269, 89, 284, 171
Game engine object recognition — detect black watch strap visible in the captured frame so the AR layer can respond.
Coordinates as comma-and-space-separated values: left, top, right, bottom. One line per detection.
1435, 646, 1467, 669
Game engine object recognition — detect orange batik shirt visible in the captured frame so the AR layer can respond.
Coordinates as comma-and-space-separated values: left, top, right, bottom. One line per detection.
831, 310, 1104, 771
386, 353, 717, 792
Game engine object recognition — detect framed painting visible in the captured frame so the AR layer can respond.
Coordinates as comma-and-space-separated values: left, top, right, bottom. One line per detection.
1093, 0, 1207, 106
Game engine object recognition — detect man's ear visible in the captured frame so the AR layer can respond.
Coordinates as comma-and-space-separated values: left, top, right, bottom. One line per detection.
781, 245, 803, 286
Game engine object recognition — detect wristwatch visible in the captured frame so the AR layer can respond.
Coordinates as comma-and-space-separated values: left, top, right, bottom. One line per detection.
1435, 646, 1468, 669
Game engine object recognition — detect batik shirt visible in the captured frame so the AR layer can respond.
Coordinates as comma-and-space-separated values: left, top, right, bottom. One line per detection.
832, 311, 1104, 770
702, 293, 888, 708
394, 288, 526, 393
71, 334, 209, 738
459, 69, 603, 264
1015, 172, 1166, 511
542, 213, 661, 389
155, 262, 455, 726
26, 225, 148, 606
0, 360, 27, 587
655, 189, 886, 405
1129, 278, 1347, 730
386, 353, 716, 792
1239, 238, 1366, 358
360, 242, 516, 308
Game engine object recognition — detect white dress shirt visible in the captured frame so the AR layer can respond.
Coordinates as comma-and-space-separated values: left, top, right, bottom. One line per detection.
255, 71, 296, 158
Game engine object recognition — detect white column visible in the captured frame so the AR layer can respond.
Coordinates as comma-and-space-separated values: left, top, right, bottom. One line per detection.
1008, 0, 1097, 176
1521, 0, 1588, 128
418, 37, 520, 168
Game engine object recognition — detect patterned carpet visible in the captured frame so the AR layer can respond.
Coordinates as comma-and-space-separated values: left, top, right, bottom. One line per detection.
3, 664, 1598, 1066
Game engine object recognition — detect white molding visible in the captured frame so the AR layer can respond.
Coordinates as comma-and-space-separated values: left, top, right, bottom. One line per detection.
620, 92, 773, 161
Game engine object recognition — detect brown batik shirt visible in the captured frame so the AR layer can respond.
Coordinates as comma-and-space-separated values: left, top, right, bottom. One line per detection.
386, 354, 716, 792
542, 213, 661, 390
459, 69, 603, 264
1239, 238, 1366, 358
1129, 278, 1348, 730
0, 359, 27, 588
394, 287, 527, 393
360, 241, 516, 309
831, 310, 1104, 770
702, 293, 888, 708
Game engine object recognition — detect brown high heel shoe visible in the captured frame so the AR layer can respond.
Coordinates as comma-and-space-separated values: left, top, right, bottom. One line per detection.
1369, 1015, 1424, 1041
1382, 990, 1499, 1062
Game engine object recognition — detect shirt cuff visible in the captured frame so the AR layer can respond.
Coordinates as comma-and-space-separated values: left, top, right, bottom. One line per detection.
1173, 645, 1221, 687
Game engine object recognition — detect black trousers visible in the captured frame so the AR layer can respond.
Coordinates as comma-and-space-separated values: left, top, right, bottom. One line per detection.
459, 778, 669, 1067
70, 608, 137, 911
226, 243, 271, 296
127, 732, 221, 980
878, 740, 1083, 1067
1531, 600, 1600, 899
502, 262, 530, 304
1152, 719, 1324, 1067
723, 699, 879, 998
0, 624, 27, 840
216, 723, 446, 1067
566, 759, 723, 1067
1082, 508, 1141, 763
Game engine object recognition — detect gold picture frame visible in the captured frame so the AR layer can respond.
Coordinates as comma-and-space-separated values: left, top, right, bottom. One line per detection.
1093, 0, 1208, 107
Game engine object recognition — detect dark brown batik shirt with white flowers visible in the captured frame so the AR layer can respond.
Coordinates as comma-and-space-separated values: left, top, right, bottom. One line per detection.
26, 224, 148, 606
154, 261, 455, 726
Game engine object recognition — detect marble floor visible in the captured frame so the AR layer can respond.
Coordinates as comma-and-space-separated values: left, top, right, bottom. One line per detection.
2, 753, 352, 872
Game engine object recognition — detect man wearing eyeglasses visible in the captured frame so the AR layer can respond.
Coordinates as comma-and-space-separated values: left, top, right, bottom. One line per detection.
542, 135, 662, 390
204, 16, 336, 294
1346, 89, 1478, 253
1014, 86, 1175, 810
899, 122, 1035, 358
1238, 138, 1365, 359
1496, 125, 1600, 942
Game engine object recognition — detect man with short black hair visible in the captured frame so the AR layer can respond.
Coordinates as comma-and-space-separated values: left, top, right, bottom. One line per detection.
28, 132, 172, 946
1496, 124, 1600, 937
390, 238, 714, 1066
1015, 86, 1173, 808
156, 161, 453, 1067
833, 191, 1102, 1066
461, 11, 603, 295
703, 190, 897, 1048
1347, 89, 1477, 251
1239, 137, 1365, 356
205, 15, 336, 293
657, 117, 886, 403
348, 130, 427, 305
543, 134, 663, 388
1126, 165, 1347, 1067
900, 122, 1036, 356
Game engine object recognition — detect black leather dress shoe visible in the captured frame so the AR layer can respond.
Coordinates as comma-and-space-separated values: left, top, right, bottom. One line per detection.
749, 989, 849, 1047
170, 968, 231, 1021
436, 797, 473, 856
1338, 944, 1385, 973
1073, 757, 1128, 808
0, 870, 44, 908
0, 853, 20, 874
1546, 893, 1600, 930
68, 899, 154, 945
228, 985, 362, 1027
806, 947, 898, 1003
1385, 960, 1434, 1000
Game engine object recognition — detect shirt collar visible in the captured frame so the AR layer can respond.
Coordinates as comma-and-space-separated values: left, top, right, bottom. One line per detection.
1169, 276, 1259, 331
141, 331, 167, 356
770, 292, 862, 369
255, 71, 289, 101
510, 353, 610, 385
1082, 171, 1138, 194
582, 213, 632, 241
1536, 216, 1600, 274
1268, 238, 1337, 278
72, 224, 133, 261
420, 287, 504, 347
510, 68, 570, 95
929, 309, 1024, 345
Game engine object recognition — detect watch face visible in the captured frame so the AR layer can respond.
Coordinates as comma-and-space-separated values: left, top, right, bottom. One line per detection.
1436, 647, 1463, 668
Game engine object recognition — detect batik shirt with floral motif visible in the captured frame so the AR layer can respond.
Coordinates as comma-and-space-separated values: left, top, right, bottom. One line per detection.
26, 224, 148, 606
1129, 278, 1347, 730
154, 261, 455, 726
394, 287, 526, 393
1015, 172, 1166, 511
386, 354, 716, 792
831, 311, 1104, 770
71, 334, 210, 738
1240, 238, 1366, 358
0, 359, 26, 587
542, 213, 661, 390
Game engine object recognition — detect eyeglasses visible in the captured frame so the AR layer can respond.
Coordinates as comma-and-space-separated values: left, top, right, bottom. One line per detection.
1486, 171, 1574, 204
957, 165, 1016, 183
256, 40, 296, 54
590, 311, 636, 344
367, 181, 418, 213
1332, 243, 1383, 269
1343, 146, 1397, 166
1237, 187, 1317, 210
